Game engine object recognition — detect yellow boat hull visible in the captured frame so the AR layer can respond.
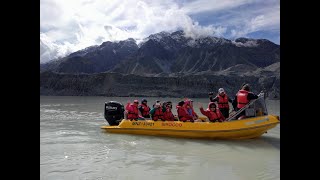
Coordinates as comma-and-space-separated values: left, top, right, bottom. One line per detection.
101, 115, 280, 139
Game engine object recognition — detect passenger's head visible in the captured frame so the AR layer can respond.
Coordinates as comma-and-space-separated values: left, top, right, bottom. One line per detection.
154, 100, 161, 108
189, 99, 194, 107
165, 103, 172, 110
184, 100, 191, 107
167, 101, 172, 109
162, 102, 167, 109
242, 84, 250, 91
218, 88, 225, 95
208, 102, 216, 111
133, 100, 139, 106
178, 101, 185, 107
141, 98, 147, 104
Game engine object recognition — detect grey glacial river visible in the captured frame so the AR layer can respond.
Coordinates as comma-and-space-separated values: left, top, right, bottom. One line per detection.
40, 96, 280, 180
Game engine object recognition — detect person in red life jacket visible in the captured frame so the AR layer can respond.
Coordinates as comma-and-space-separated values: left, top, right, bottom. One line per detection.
125, 100, 143, 120
138, 98, 151, 118
163, 103, 175, 121
232, 84, 259, 119
187, 99, 199, 120
163, 101, 179, 120
199, 102, 225, 122
150, 101, 164, 121
176, 101, 194, 122
209, 88, 233, 118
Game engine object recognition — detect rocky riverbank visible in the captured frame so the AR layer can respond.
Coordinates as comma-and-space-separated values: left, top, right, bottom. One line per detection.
40, 71, 279, 99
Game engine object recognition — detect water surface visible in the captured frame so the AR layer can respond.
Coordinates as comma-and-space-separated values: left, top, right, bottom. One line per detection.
40, 96, 280, 180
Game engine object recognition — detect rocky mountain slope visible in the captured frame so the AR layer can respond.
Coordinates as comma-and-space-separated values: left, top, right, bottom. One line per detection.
40, 30, 280, 99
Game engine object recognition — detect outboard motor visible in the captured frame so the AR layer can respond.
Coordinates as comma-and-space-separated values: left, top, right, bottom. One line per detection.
104, 101, 125, 126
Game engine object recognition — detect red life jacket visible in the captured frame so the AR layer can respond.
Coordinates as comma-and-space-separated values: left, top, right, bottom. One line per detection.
206, 109, 224, 122
237, 90, 249, 109
217, 94, 229, 109
176, 106, 193, 121
152, 108, 164, 121
127, 104, 139, 119
140, 104, 150, 117
163, 109, 175, 121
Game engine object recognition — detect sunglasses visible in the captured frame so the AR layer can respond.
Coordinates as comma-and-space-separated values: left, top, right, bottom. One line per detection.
210, 106, 216, 108
134, 102, 139, 104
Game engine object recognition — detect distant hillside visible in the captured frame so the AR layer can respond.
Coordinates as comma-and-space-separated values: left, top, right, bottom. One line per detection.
40, 30, 280, 99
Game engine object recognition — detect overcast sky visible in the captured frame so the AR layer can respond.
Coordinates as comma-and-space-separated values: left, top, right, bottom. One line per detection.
40, 0, 280, 63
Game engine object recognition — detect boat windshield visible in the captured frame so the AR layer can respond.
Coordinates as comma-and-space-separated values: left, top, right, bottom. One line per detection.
248, 96, 268, 117
227, 93, 268, 121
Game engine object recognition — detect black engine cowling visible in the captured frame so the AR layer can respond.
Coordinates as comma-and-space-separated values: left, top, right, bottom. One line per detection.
104, 101, 124, 126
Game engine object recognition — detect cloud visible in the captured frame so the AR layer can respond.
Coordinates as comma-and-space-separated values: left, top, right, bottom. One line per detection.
40, 0, 279, 63
229, 6, 280, 38
182, 0, 254, 14
40, 33, 77, 63
218, 1, 280, 40
184, 0, 279, 42
40, 0, 224, 63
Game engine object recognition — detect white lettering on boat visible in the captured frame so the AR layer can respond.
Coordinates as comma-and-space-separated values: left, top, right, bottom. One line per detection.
255, 118, 269, 124
245, 118, 269, 125
105, 106, 117, 110
131, 122, 154, 126
245, 121, 255, 125
161, 122, 182, 127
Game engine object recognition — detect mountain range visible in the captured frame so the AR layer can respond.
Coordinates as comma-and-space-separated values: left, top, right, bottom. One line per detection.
40, 30, 280, 99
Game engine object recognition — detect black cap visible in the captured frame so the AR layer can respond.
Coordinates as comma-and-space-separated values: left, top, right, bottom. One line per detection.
178, 101, 185, 106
